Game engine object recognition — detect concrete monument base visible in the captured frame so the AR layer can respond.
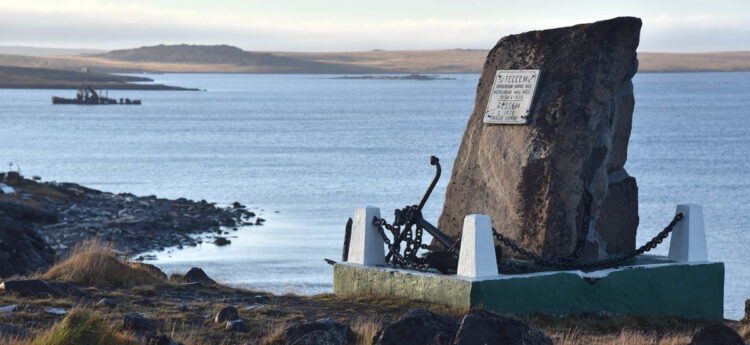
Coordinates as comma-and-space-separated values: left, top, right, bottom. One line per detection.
333, 256, 724, 320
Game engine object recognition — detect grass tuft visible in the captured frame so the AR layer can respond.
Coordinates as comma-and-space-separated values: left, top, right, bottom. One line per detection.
39, 239, 165, 288
351, 317, 381, 345
28, 309, 137, 345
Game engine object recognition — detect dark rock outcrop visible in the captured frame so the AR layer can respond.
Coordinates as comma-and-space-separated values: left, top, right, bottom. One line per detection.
0, 175, 258, 261
97, 298, 116, 308
689, 324, 744, 345
215, 306, 239, 324
437, 17, 642, 259
453, 310, 552, 345
375, 308, 458, 345
281, 318, 356, 345
214, 237, 231, 246
0, 212, 56, 278
0, 280, 57, 297
122, 314, 154, 331
182, 267, 217, 285
225, 319, 246, 332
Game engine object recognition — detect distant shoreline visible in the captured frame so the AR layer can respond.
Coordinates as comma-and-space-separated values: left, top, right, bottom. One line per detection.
0, 65, 199, 90
3, 46, 750, 75
0, 83, 198, 90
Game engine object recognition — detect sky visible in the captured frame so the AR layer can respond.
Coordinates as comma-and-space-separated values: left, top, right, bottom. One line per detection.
1, 0, 749, 52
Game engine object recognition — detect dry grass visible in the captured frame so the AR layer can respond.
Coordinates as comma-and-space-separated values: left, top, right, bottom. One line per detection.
257, 318, 290, 345
39, 239, 166, 288
351, 317, 381, 345
550, 328, 695, 345
27, 309, 137, 345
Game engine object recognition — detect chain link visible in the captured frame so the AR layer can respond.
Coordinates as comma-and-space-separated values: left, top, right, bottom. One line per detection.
492, 213, 684, 272
372, 205, 430, 271
371, 206, 683, 274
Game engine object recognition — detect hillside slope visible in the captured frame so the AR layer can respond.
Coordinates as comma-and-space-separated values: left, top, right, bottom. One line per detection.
96, 44, 387, 73
0, 45, 748, 74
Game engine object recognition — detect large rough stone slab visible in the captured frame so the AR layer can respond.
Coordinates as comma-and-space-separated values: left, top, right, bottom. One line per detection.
437, 17, 642, 259
375, 308, 458, 345
454, 310, 552, 345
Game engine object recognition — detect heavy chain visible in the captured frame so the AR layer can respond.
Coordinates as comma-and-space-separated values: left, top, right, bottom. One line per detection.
369, 203, 682, 274
372, 205, 431, 271
492, 213, 684, 272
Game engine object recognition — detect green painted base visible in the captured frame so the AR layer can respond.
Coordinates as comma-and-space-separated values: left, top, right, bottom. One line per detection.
333, 256, 724, 320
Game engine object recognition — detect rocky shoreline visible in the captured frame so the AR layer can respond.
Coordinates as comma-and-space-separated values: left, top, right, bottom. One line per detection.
0, 171, 262, 277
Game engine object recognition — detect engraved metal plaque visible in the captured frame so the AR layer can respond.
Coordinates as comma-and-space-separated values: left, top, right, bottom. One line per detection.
483, 69, 540, 124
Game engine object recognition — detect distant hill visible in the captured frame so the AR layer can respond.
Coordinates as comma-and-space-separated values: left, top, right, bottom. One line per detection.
0, 45, 106, 56
637, 51, 750, 72
95, 44, 386, 73
0, 44, 748, 75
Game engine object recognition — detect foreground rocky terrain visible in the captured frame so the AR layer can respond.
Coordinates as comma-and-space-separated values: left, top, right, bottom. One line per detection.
0, 243, 747, 345
0, 171, 262, 277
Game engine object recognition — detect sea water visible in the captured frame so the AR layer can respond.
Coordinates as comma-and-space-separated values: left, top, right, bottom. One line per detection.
1, 72, 748, 319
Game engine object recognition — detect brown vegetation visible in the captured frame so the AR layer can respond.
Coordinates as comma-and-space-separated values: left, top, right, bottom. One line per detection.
28, 309, 137, 345
39, 239, 165, 288
1, 242, 748, 344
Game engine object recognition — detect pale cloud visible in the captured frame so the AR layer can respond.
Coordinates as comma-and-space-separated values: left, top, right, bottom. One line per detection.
0, 1, 748, 52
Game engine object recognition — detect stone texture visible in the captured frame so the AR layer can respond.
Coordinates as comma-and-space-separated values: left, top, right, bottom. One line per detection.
280, 318, 355, 345
437, 17, 642, 259
454, 310, 552, 345
215, 306, 239, 323
375, 308, 458, 345
225, 319, 246, 332
689, 324, 743, 345
183, 267, 216, 285
0, 280, 57, 297
122, 314, 154, 331
0, 212, 56, 278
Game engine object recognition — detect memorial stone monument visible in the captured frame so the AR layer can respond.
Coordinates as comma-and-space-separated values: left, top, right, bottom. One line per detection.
335, 17, 724, 320
437, 17, 642, 259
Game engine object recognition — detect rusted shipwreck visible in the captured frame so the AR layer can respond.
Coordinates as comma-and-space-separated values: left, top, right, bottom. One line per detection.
52, 86, 141, 105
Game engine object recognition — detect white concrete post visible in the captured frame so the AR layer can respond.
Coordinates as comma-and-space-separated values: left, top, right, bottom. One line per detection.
668, 204, 708, 262
347, 206, 385, 266
457, 214, 498, 278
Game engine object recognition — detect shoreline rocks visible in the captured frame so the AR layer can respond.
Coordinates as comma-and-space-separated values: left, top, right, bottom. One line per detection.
0, 172, 262, 278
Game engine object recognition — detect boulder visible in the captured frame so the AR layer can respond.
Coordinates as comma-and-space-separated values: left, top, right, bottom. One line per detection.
453, 310, 552, 345
375, 308, 458, 345
215, 306, 239, 324
0, 213, 56, 278
214, 237, 231, 246
0, 280, 56, 297
226, 319, 246, 332
97, 298, 116, 308
689, 324, 743, 345
122, 314, 154, 331
182, 267, 216, 285
280, 318, 356, 345
437, 17, 642, 259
